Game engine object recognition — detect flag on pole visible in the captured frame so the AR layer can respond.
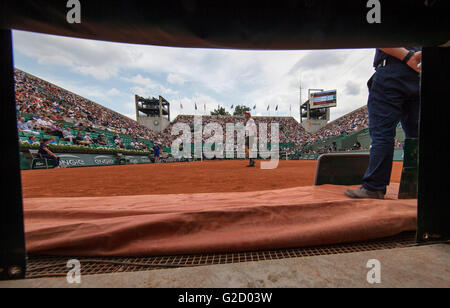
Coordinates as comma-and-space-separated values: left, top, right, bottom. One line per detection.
195, 102, 197, 110
276, 105, 279, 111
267, 105, 270, 111
180, 102, 183, 109
204, 104, 206, 111
253, 105, 256, 110
231, 105, 234, 109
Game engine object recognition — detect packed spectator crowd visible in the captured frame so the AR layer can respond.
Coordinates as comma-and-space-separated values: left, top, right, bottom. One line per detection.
15, 69, 166, 150
302, 107, 369, 145
165, 115, 308, 146
15, 69, 372, 154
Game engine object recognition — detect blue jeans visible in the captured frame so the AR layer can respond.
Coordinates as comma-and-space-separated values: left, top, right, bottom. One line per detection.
362, 61, 420, 192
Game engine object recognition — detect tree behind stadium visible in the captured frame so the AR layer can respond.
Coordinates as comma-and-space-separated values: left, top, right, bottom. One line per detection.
210, 107, 231, 116
233, 105, 251, 116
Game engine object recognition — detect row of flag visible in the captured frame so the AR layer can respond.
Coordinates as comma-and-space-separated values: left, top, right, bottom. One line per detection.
180, 103, 284, 112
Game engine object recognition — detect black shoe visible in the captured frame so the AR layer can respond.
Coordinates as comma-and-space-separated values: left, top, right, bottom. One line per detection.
247, 160, 255, 167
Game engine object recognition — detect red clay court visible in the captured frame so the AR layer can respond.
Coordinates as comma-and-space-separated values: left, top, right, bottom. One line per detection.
21, 160, 416, 257
21, 160, 404, 198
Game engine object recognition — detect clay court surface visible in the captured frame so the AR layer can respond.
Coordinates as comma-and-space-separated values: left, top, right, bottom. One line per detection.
21, 160, 404, 198
21, 160, 414, 257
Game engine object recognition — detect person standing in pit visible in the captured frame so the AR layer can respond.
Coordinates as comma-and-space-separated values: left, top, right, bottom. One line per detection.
345, 47, 421, 199
244, 112, 257, 168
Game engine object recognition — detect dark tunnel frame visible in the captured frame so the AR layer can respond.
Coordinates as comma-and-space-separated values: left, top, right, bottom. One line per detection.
1, 0, 449, 280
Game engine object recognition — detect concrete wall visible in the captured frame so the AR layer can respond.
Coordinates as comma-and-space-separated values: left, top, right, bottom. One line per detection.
301, 119, 328, 134
137, 116, 170, 133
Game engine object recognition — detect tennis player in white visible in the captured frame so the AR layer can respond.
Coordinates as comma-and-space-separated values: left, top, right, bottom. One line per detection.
244, 112, 257, 167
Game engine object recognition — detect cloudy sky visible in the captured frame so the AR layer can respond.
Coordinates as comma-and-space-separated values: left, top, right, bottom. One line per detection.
12, 30, 376, 122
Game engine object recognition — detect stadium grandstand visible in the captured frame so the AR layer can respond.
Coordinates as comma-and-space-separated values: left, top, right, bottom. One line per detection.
15, 68, 404, 164
302, 106, 406, 156
15, 69, 168, 152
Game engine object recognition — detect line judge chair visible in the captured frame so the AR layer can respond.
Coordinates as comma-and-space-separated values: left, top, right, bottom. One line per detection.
29, 149, 51, 169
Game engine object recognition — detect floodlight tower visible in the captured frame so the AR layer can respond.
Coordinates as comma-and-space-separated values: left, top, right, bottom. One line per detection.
135, 95, 171, 132
300, 89, 337, 134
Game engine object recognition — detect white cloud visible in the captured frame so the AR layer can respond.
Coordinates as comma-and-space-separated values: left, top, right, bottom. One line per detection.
167, 73, 185, 85
123, 75, 178, 97
345, 80, 361, 96
107, 88, 121, 96
169, 94, 225, 118
122, 74, 158, 88
74, 65, 118, 80
13, 30, 129, 80
123, 113, 137, 121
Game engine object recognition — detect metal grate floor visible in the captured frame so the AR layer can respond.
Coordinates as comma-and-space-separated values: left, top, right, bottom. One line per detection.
26, 231, 416, 279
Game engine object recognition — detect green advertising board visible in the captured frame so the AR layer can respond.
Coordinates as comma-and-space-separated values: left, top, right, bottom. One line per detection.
20, 152, 153, 170
300, 149, 404, 162
122, 155, 151, 165
20, 149, 405, 170
344, 150, 404, 161
393, 149, 404, 161
57, 153, 152, 168
20, 152, 32, 170
57, 153, 116, 168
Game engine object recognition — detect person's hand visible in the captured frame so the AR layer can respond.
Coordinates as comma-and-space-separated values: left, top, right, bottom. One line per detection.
407, 51, 422, 73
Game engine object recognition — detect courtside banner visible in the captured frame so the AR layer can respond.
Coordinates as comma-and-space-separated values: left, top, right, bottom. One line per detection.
55, 153, 151, 168
57, 153, 116, 168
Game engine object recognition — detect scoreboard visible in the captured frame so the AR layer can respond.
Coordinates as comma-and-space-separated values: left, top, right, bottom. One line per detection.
310, 90, 337, 110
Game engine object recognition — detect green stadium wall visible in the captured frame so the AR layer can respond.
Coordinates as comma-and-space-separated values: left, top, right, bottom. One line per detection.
20, 152, 152, 170
300, 149, 404, 162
